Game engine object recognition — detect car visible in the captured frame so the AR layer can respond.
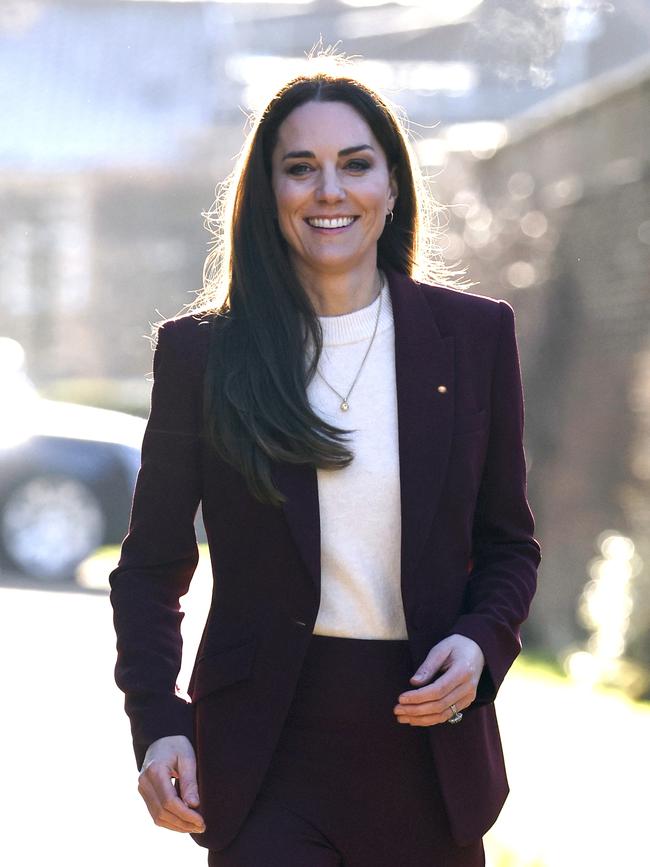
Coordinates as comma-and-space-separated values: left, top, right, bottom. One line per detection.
0, 336, 146, 582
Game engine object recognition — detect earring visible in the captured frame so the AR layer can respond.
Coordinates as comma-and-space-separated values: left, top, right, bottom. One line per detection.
386, 210, 394, 224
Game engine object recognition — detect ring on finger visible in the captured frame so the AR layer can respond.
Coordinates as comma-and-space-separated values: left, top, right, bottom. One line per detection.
448, 703, 463, 725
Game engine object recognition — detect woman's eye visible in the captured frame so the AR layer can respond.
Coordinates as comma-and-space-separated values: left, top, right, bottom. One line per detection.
287, 164, 311, 175
346, 160, 370, 171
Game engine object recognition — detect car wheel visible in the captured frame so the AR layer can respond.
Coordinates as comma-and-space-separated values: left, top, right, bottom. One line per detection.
0, 474, 106, 581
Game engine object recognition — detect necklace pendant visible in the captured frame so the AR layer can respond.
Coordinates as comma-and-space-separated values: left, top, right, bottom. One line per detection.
340, 400, 349, 412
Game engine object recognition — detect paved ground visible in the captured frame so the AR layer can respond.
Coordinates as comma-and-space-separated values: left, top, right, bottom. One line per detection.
1, 568, 647, 866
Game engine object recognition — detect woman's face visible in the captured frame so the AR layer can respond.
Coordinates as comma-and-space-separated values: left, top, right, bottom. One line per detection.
270, 100, 398, 282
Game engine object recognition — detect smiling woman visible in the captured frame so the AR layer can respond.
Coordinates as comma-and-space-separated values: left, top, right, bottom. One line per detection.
109, 52, 540, 867
270, 101, 398, 315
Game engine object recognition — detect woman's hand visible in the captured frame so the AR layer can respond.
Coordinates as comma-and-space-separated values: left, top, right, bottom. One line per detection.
137, 735, 206, 834
393, 634, 485, 726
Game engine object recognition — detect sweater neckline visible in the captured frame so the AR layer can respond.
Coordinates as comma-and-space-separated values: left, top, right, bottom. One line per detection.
317, 272, 394, 346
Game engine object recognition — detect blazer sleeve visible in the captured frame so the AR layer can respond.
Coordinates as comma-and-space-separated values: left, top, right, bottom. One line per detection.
451, 300, 541, 703
109, 319, 203, 770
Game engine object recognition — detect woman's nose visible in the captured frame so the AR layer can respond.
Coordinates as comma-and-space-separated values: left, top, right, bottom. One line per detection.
316, 167, 344, 201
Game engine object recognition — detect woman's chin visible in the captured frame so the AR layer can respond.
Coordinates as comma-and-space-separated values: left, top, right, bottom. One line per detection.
296, 249, 375, 275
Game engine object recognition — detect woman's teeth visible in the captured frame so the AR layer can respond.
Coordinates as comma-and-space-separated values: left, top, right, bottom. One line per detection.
306, 216, 357, 229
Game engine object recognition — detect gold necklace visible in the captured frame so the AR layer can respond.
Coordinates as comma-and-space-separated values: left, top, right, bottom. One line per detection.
315, 271, 385, 412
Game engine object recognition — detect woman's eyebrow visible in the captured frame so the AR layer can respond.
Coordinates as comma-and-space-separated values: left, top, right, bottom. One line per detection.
282, 144, 375, 161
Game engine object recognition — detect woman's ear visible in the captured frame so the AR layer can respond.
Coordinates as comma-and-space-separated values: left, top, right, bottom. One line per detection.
388, 166, 399, 209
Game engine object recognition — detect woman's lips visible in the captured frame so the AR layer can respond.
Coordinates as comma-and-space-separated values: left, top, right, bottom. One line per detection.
304, 216, 359, 234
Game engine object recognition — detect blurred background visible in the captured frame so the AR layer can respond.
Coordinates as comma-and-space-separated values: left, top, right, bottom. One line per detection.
1, 1, 649, 865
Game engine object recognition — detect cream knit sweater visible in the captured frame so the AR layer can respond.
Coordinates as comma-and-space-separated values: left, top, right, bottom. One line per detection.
305, 274, 408, 640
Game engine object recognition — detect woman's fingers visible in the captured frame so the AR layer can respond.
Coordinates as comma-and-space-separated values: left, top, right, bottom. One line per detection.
137, 735, 206, 834
393, 633, 486, 726
396, 702, 468, 726
139, 772, 206, 832
158, 803, 205, 833
173, 748, 202, 809
153, 805, 207, 834
394, 683, 472, 720
396, 661, 471, 710
409, 635, 485, 693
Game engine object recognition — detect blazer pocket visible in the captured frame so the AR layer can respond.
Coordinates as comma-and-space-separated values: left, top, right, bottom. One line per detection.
453, 408, 488, 436
191, 637, 258, 703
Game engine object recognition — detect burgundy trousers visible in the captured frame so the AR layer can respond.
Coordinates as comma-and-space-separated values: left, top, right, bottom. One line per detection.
208, 634, 485, 867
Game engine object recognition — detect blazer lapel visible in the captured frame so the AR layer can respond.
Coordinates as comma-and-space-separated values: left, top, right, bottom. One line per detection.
272, 267, 455, 596
387, 267, 455, 580
271, 458, 321, 596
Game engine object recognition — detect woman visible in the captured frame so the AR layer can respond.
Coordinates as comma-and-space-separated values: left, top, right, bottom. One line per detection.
110, 65, 541, 866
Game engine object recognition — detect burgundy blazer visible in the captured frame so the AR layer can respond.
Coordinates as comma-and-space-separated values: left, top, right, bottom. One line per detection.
109, 265, 541, 851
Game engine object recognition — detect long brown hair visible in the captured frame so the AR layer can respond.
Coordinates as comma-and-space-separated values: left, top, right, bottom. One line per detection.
185, 65, 464, 506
